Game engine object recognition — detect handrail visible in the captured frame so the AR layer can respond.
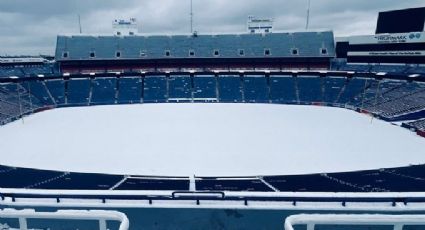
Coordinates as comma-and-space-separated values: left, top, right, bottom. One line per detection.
0, 209, 129, 230
284, 214, 425, 230
171, 191, 225, 199
2, 191, 425, 204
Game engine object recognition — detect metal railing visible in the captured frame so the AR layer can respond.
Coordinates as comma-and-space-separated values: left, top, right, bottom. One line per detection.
284, 214, 425, 230
0, 209, 129, 230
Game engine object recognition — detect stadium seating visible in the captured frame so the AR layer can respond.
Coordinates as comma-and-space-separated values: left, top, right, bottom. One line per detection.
66, 78, 91, 105
44, 79, 65, 105
196, 178, 272, 192
168, 75, 192, 102
297, 75, 323, 103
323, 76, 346, 105
243, 75, 269, 103
115, 178, 190, 191
405, 119, 425, 131
217, 75, 243, 102
269, 75, 298, 104
1, 73, 425, 134
143, 75, 167, 103
193, 75, 217, 102
91, 77, 117, 105
0, 164, 425, 192
117, 77, 142, 104
55, 32, 336, 60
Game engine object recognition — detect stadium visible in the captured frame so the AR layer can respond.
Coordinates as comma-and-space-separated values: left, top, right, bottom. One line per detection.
1, 4, 425, 230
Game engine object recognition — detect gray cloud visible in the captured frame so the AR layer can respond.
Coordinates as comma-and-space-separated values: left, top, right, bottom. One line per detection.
0, 0, 424, 55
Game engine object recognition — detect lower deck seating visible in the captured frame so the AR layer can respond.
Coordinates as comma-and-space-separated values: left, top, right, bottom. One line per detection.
218, 75, 243, 102
0, 165, 425, 192
196, 178, 272, 192
243, 76, 268, 103
1, 73, 425, 132
269, 75, 297, 104
115, 178, 190, 191
193, 75, 217, 101
264, 174, 359, 192
323, 77, 346, 104
143, 76, 167, 103
405, 119, 425, 131
297, 76, 323, 103
168, 75, 192, 101
91, 78, 116, 105
67, 78, 91, 105
118, 77, 142, 104
45, 80, 65, 105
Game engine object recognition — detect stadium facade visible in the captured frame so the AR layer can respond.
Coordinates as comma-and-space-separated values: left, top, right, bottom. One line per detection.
1, 6, 425, 230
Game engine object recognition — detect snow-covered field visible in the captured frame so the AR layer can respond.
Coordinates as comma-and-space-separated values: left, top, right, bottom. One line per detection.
0, 104, 424, 177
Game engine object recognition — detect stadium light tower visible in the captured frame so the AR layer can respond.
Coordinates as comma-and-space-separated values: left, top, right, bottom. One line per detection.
78, 14, 82, 34
305, 0, 311, 30
190, 0, 194, 34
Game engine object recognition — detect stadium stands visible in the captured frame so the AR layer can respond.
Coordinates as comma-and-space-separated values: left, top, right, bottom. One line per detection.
66, 78, 91, 105
0, 72, 425, 134
115, 178, 190, 191
217, 75, 243, 102
56, 32, 335, 60
117, 77, 142, 104
269, 75, 298, 104
143, 75, 167, 103
1, 164, 425, 192
193, 75, 217, 102
196, 178, 272, 192
168, 75, 192, 102
243, 75, 269, 103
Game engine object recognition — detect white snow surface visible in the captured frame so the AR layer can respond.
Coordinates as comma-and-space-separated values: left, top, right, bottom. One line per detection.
0, 103, 424, 177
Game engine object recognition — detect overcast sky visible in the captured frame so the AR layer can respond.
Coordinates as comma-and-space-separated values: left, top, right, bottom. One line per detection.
0, 0, 423, 55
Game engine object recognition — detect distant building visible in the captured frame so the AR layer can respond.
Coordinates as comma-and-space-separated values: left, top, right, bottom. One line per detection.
112, 18, 138, 36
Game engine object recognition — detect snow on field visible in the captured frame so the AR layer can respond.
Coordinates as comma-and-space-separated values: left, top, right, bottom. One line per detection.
0, 104, 424, 177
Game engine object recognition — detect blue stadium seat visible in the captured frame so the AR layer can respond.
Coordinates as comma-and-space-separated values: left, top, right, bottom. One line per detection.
264, 174, 360, 192
323, 76, 346, 105
196, 178, 272, 192
193, 75, 217, 102
118, 77, 142, 104
218, 75, 243, 102
91, 77, 116, 105
22, 80, 54, 106
168, 75, 192, 102
269, 75, 297, 104
36, 173, 124, 190
243, 75, 269, 103
67, 78, 91, 106
337, 77, 368, 105
45, 79, 65, 105
297, 75, 323, 104
115, 178, 190, 191
143, 75, 167, 103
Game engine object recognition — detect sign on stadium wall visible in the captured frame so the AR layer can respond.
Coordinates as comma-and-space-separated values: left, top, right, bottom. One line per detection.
348, 51, 425, 56
349, 32, 425, 44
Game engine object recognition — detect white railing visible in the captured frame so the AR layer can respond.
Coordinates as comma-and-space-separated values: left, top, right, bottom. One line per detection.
284, 214, 425, 230
0, 209, 129, 230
